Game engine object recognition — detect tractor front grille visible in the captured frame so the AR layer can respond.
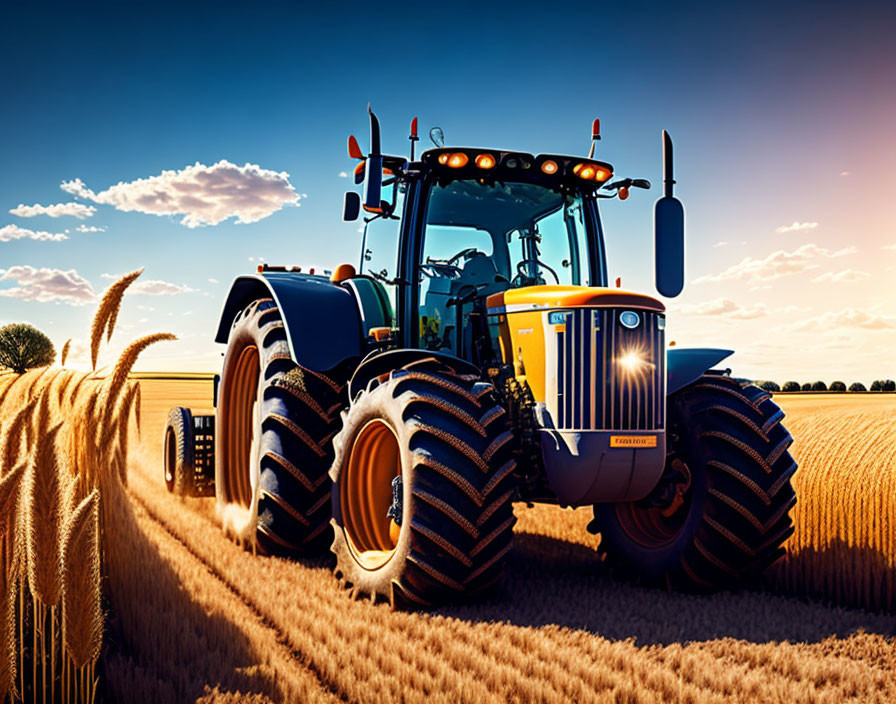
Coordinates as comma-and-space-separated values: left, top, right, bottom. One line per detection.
554, 307, 665, 431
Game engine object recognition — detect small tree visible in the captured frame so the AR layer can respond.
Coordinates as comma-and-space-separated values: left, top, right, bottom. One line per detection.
849, 382, 867, 392
758, 380, 781, 392
782, 381, 801, 392
801, 382, 812, 392
830, 381, 846, 392
811, 380, 828, 392
870, 380, 883, 392
0, 323, 56, 374
884, 380, 896, 392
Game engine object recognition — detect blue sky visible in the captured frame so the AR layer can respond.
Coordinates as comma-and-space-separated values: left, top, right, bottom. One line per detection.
1, 0, 894, 382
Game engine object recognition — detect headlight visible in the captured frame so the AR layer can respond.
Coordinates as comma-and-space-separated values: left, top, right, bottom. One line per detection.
619, 311, 641, 329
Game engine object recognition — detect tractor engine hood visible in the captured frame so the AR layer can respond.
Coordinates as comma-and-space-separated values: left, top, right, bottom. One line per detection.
487, 285, 668, 505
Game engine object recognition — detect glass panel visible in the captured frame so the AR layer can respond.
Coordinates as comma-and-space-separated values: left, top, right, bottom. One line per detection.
418, 178, 590, 352
361, 181, 403, 320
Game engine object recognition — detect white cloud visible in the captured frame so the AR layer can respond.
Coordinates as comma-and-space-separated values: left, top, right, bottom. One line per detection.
74, 224, 106, 233
793, 308, 896, 332
693, 244, 856, 284
9, 202, 96, 219
338, 171, 348, 178
0, 225, 68, 243
60, 160, 304, 228
675, 298, 769, 319
713, 241, 728, 248
0, 265, 95, 304
775, 221, 818, 234
883, 244, 896, 251
840, 171, 850, 177
132, 280, 196, 295
208, 278, 219, 284
812, 269, 871, 283
100, 272, 195, 295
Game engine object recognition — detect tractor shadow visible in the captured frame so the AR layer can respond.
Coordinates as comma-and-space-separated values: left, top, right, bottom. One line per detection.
441, 532, 896, 646
100, 479, 286, 704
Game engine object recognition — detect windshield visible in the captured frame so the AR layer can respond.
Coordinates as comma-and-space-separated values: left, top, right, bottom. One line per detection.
422, 179, 590, 287
418, 179, 593, 353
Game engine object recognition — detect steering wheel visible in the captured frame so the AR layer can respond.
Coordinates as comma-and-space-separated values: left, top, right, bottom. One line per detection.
513, 260, 560, 287
447, 247, 479, 266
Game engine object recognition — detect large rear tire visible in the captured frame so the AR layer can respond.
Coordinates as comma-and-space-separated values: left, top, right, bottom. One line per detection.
595, 373, 797, 588
330, 359, 518, 608
215, 297, 344, 553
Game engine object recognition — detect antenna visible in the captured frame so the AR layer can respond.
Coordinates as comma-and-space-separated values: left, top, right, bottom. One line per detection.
409, 117, 419, 161
588, 118, 601, 158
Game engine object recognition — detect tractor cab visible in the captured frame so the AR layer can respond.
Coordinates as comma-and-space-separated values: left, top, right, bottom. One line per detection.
344, 111, 655, 375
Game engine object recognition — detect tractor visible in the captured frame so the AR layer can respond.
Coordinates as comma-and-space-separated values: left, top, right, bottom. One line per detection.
164, 108, 797, 608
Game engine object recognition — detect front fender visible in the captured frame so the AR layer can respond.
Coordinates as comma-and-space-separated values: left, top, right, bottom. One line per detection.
667, 347, 733, 395
215, 273, 363, 373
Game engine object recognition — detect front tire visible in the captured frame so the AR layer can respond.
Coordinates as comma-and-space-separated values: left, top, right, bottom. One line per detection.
215, 298, 344, 553
595, 374, 797, 588
330, 359, 518, 608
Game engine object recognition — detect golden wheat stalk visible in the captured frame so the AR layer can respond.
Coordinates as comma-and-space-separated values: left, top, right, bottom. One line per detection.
104, 333, 176, 406
0, 399, 37, 476
1, 462, 27, 576
25, 423, 64, 609
61, 489, 102, 670
60, 339, 72, 368
89, 268, 143, 370
0, 538, 17, 702
0, 462, 26, 535
112, 382, 141, 486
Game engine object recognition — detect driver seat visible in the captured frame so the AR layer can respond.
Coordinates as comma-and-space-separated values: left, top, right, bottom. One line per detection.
448, 253, 509, 359
449, 252, 508, 302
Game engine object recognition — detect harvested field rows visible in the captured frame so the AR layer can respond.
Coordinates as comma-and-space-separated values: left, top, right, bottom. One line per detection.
109, 380, 896, 703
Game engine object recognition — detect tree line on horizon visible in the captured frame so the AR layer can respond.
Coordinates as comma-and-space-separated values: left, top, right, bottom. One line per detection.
753, 379, 896, 393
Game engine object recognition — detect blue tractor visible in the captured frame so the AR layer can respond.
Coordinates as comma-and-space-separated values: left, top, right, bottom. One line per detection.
164, 109, 797, 608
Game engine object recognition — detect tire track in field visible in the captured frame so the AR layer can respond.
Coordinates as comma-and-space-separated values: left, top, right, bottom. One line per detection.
127, 490, 354, 704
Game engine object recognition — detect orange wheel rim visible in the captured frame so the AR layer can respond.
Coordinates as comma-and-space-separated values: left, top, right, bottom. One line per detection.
223, 344, 259, 508
341, 419, 402, 570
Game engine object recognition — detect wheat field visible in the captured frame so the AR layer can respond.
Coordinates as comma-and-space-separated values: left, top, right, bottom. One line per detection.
85, 380, 894, 704
0, 271, 174, 703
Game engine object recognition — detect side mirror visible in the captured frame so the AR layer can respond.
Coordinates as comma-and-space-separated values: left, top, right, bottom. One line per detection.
343, 191, 361, 221
654, 131, 685, 298
363, 106, 383, 213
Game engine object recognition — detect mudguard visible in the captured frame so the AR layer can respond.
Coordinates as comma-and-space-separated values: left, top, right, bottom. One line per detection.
215, 273, 363, 373
347, 348, 479, 402
667, 348, 733, 395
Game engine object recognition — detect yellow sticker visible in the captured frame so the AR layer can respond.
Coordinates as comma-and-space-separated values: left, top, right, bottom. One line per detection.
610, 435, 658, 448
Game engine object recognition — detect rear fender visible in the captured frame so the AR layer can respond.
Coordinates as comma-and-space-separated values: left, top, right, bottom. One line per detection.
667, 348, 733, 395
215, 274, 363, 373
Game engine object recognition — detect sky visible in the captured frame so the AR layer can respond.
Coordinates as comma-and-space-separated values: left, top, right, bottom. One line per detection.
1, 0, 894, 384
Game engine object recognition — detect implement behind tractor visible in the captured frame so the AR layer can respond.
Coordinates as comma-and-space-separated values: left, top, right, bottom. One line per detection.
164, 109, 797, 608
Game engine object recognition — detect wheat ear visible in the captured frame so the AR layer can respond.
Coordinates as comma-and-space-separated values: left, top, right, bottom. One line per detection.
61, 490, 102, 669
0, 535, 17, 702
0, 399, 37, 475
59, 339, 71, 368
103, 333, 176, 410
89, 268, 143, 370
25, 423, 64, 609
